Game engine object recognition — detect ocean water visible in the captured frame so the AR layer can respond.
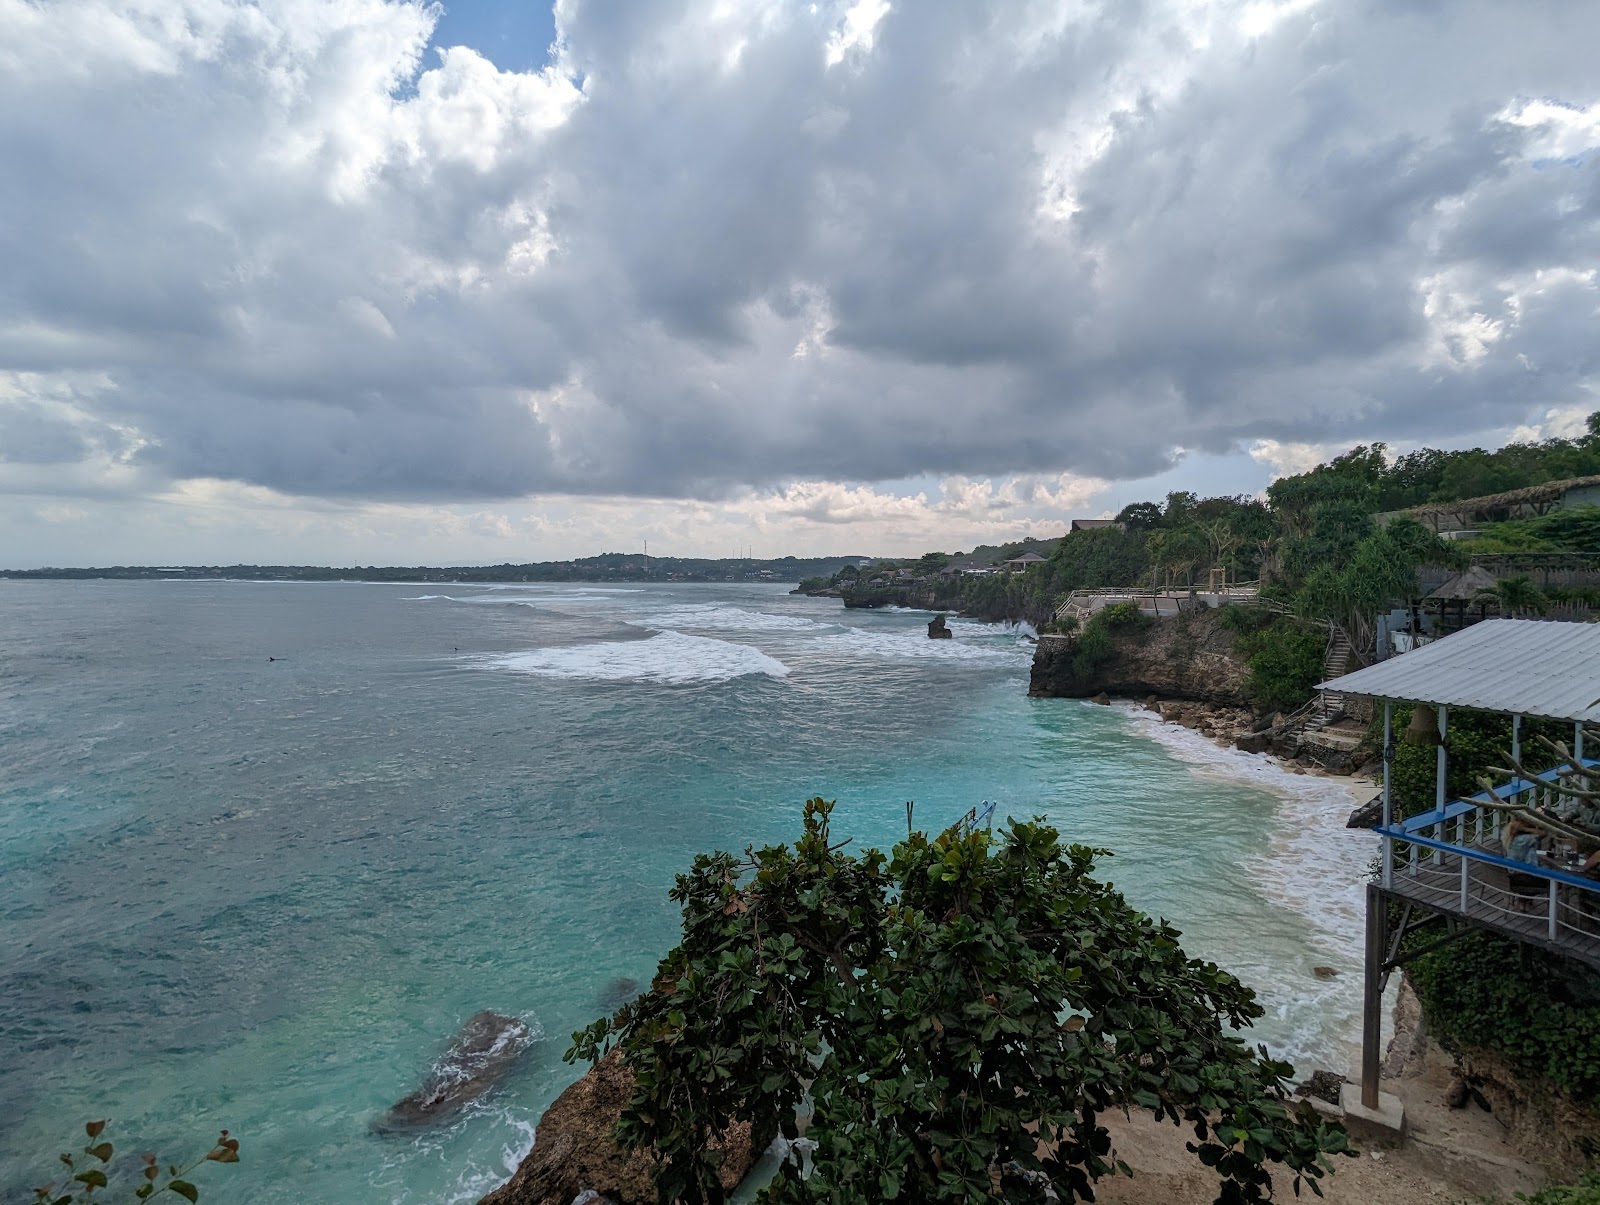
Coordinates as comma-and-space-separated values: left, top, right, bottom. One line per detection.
0, 581, 1372, 1203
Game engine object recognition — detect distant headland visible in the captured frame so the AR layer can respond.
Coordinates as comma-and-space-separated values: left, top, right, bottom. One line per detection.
0, 553, 871, 584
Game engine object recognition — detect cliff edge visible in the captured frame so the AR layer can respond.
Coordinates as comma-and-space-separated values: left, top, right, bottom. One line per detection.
1028, 608, 1252, 708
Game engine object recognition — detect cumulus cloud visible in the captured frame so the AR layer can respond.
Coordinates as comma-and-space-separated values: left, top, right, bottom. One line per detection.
0, 0, 1597, 560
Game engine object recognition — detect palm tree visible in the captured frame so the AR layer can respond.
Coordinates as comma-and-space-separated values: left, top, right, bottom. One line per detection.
1475, 575, 1550, 617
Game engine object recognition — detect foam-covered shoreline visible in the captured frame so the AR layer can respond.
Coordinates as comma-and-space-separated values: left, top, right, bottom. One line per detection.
1111, 701, 1378, 1071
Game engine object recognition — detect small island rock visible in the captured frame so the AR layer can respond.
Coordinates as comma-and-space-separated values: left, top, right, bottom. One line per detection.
927, 614, 953, 639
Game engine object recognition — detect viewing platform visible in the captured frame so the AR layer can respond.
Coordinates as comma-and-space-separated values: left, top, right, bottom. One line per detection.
1321, 619, 1600, 1111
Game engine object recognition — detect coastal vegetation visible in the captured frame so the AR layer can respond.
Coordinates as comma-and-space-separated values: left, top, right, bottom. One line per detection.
569, 799, 1349, 1205
1216, 610, 1327, 715
25, 1121, 238, 1204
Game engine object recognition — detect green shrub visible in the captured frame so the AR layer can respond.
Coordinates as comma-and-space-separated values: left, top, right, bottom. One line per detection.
1070, 601, 1149, 680
571, 801, 1351, 1204
1515, 1173, 1600, 1204
1219, 609, 1326, 714
26, 1120, 238, 1204
1407, 932, 1600, 1102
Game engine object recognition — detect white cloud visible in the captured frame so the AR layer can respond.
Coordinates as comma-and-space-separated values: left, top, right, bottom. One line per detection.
1506, 403, 1593, 445
1247, 440, 1331, 479
0, 0, 1597, 564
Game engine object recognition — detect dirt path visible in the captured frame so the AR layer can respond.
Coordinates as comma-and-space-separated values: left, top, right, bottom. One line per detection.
1092, 1045, 1544, 1205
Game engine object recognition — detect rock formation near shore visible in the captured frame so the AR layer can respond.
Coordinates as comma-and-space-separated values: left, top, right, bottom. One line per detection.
478, 1049, 768, 1205
928, 614, 952, 639
1029, 609, 1252, 707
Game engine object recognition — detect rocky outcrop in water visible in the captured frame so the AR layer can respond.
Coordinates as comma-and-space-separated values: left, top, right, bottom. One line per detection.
927, 614, 952, 639
478, 1048, 768, 1205
1028, 609, 1251, 707
378, 1011, 533, 1132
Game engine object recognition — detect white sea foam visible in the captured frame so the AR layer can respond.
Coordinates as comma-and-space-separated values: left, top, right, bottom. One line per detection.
1111, 702, 1376, 1068
826, 626, 1034, 664
488, 630, 790, 685
403, 593, 569, 608
629, 605, 837, 634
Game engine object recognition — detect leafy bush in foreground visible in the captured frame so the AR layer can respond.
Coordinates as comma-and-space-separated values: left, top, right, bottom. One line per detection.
26, 1121, 238, 1204
571, 800, 1350, 1204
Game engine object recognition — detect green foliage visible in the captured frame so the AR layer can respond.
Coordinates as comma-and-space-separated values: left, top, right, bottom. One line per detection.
1268, 420, 1600, 514
1293, 518, 1462, 656
1474, 575, 1551, 617
1464, 506, 1600, 555
1407, 932, 1600, 1102
1220, 611, 1326, 714
1513, 1173, 1600, 1204
1070, 600, 1150, 681
571, 801, 1351, 1205
1385, 708, 1569, 824
26, 1121, 238, 1204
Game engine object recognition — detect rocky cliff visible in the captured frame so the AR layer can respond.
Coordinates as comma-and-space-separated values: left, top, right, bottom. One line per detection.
1028, 608, 1252, 708
478, 1049, 768, 1205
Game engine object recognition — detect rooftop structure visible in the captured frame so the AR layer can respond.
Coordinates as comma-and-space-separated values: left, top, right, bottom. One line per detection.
1380, 473, 1600, 534
1424, 565, 1499, 603
1069, 518, 1124, 533
1322, 619, 1600, 1113
1003, 552, 1047, 572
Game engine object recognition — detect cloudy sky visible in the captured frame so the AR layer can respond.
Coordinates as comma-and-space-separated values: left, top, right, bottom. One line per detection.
2, 0, 1597, 566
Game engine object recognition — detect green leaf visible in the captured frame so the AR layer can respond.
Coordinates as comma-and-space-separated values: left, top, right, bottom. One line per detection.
166, 1181, 199, 1203
87, 1143, 113, 1163
72, 1170, 108, 1190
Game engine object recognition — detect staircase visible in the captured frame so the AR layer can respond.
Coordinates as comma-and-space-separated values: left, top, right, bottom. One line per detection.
1315, 628, 1353, 725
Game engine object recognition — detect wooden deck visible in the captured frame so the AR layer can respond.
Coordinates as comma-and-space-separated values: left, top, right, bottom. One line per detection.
1381, 848, 1600, 970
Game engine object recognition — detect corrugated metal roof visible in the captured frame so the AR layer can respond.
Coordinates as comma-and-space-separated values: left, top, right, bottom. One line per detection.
1321, 619, 1600, 721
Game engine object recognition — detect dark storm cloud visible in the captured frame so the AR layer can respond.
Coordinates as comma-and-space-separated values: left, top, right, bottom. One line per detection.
0, 0, 1597, 504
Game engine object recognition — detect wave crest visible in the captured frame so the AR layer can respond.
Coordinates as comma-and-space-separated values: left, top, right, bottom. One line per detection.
486, 631, 790, 685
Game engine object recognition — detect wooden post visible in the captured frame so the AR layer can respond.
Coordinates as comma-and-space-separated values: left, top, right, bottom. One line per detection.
1434, 704, 1448, 864
1382, 702, 1394, 889
1362, 882, 1386, 1110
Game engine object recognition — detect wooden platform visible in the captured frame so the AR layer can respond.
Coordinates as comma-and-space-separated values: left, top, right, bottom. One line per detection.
1381, 850, 1600, 970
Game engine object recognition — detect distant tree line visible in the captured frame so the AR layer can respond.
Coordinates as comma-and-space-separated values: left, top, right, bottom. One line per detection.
1, 554, 869, 584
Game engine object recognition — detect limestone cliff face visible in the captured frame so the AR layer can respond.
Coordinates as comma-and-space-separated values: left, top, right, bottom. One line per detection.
1028, 609, 1252, 708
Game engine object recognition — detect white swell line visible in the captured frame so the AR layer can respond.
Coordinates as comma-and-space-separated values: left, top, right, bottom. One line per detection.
485, 630, 790, 685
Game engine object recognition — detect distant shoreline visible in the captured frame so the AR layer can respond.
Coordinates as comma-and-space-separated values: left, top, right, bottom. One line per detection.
0, 557, 866, 585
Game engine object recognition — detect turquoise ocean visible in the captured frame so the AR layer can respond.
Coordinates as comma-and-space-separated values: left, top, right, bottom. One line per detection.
0, 581, 1372, 1203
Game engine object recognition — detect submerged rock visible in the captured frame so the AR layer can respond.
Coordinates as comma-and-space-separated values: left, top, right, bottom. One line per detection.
599, 977, 641, 1012
478, 1048, 768, 1205
377, 1011, 533, 1132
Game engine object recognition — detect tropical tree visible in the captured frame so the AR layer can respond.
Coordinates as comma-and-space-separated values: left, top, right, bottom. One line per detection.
571, 801, 1350, 1205
1296, 519, 1459, 661
1475, 575, 1550, 617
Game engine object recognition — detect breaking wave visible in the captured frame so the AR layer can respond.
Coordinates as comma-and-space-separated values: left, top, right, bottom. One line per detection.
628, 605, 838, 634
485, 631, 790, 685
824, 626, 1033, 664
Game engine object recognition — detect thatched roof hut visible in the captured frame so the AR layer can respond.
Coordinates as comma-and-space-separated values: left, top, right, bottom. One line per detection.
1426, 566, 1499, 601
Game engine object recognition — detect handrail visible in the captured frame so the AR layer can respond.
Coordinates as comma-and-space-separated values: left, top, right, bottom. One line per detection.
1399, 757, 1600, 834
1376, 827, 1600, 894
